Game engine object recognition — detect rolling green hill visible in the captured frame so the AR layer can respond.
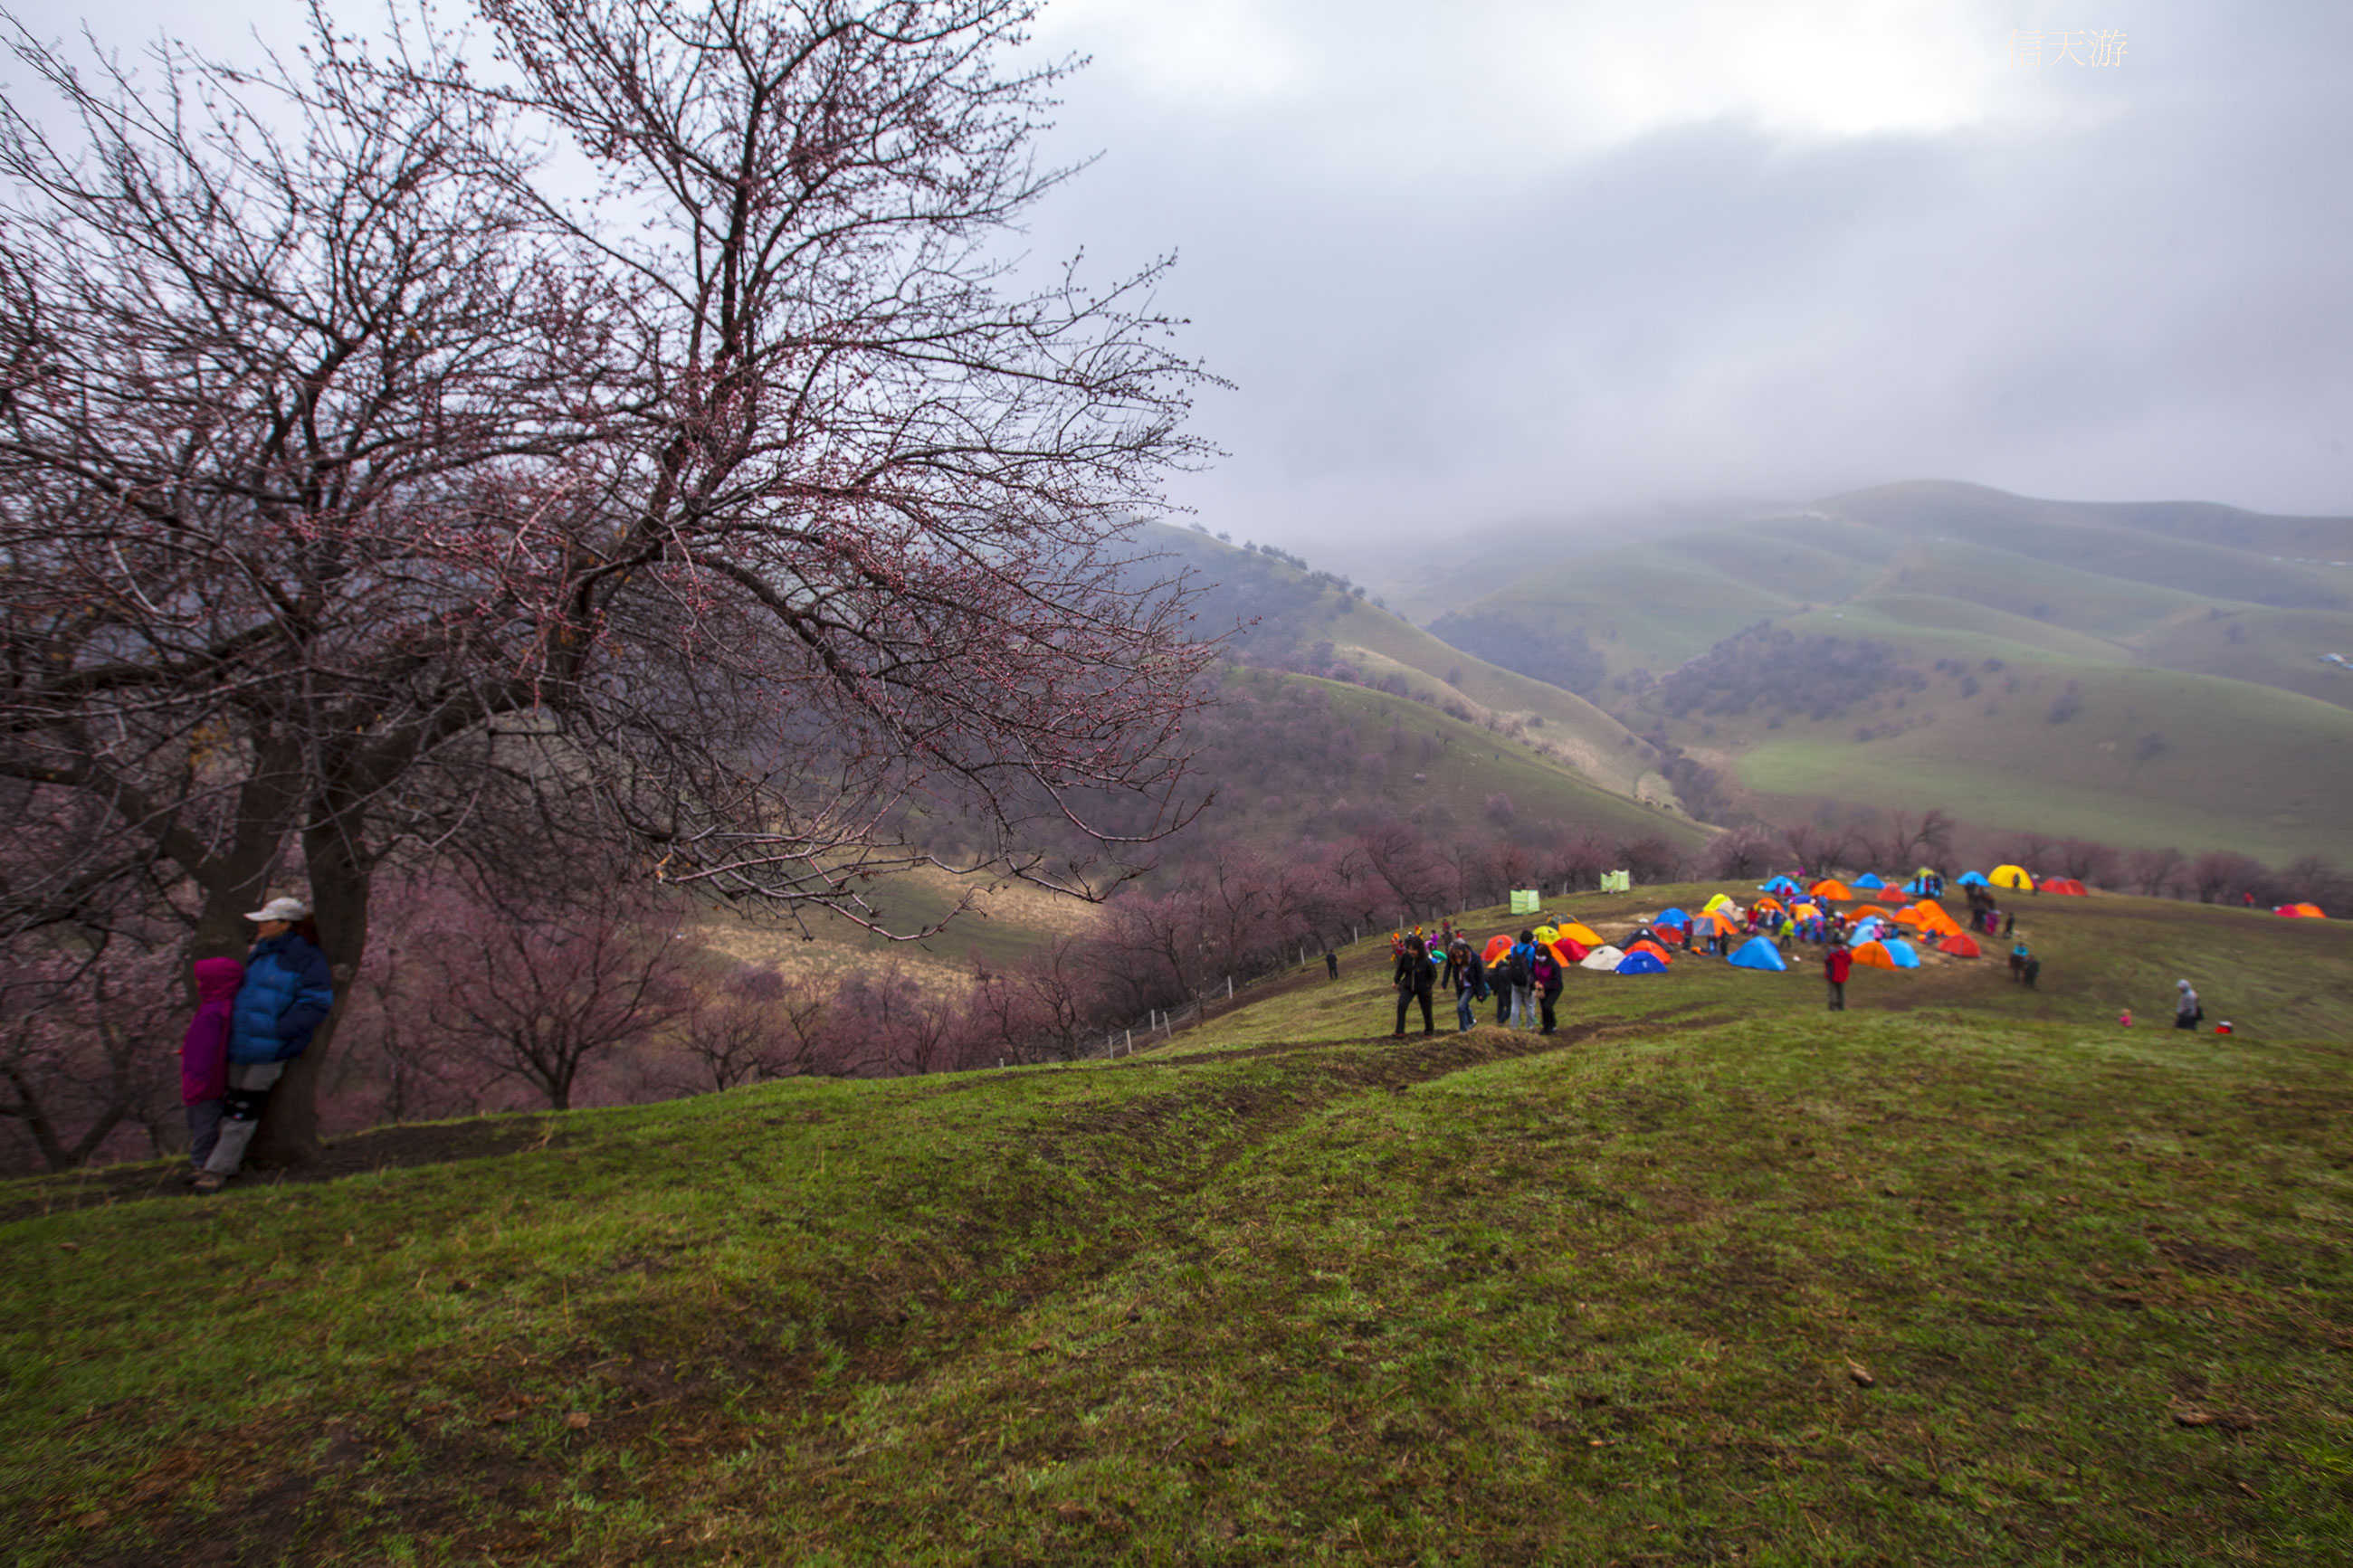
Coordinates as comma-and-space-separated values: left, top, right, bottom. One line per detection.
1392, 482, 2353, 860
9, 889, 2349, 1563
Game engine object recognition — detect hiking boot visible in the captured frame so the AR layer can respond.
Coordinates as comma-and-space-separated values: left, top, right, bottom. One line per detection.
191, 1171, 226, 1194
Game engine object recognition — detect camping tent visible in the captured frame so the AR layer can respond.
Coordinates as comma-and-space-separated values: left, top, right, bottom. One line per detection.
1728, 936, 1787, 971
1759, 876, 1802, 896
1627, 939, 1674, 965
1808, 879, 1853, 901
1754, 896, 1786, 913
1701, 893, 1737, 914
1989, 864, 2034, 890
2041, 878, 2088, 896
1482, 935, 1513, 963
1653, 907, 1691, 930
1555, 921, 1605, 947
1850, 940, 1900, 970
1614, 950, 1668, 975
2276, 902, 2327, 918
1881, 938, 1922, 968
1851, 872, 1886, 889
1850, 904, 1896, 920
1938, 934, 1982, 957
1699, 910, 1741, 938
1848, 918, 1887, 944
1546, 938, 1589, 966
1580, 945, 1626, 971
1957, 871, 1991, 888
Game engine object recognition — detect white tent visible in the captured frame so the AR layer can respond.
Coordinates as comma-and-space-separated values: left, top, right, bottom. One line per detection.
1578, 944, 1625, 971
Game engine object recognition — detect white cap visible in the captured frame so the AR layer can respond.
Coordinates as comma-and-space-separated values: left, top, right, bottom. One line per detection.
243, 896, 311, 924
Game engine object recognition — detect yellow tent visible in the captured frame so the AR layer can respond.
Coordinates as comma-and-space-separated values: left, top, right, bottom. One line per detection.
1989, 864, 2034, 890
1555, 921, 1605, 947
1701, 893, 1737, 914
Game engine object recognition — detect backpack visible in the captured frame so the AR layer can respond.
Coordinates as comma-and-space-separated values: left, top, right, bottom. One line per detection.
1504, 949, 1530, 987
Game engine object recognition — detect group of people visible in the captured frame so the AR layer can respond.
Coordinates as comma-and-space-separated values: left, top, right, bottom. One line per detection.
1388, 924, 1570, 1038
176, 895, 336, 1193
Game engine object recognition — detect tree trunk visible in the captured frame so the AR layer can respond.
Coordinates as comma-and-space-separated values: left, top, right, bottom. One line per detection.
246, 819, 371, 1167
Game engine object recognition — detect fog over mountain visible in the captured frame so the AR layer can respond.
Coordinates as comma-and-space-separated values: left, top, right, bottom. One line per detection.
1013, 0, 2353, 552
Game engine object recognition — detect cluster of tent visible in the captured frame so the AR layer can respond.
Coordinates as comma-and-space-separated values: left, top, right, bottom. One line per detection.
2276, 902, 2329, 918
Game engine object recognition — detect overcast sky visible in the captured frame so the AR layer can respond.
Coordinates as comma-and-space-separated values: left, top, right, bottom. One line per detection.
24, 0, 2353, 555
1010, 0, 2353, 551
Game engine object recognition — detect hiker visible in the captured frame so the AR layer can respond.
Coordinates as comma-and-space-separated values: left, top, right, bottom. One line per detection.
1324, 948, 1338, 981
194, 897, 336, 1193
1444, 938, 1483, 1032
1530, 942, 1565, 1035
2175, 979, 2202, 1031
1488, 944, 1514, 1026
1392, 933, 1435, 1038
1824, 940, 1852, 1012
1510, 930, 1538, 1030
2008, 941, 2030, 982
178, 957, 245, 1179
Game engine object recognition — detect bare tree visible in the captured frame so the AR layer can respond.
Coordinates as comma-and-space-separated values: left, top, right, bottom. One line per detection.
0, 2, 1215, 1159
678, 965, 827, 1089
2053, 837, 2120, 885
2123, 846, 2186, 898
2187, 850, 2267, 906
1877, 809, 1957, 873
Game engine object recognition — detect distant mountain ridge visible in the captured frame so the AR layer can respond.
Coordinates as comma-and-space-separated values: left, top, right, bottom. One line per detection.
1380, 480, 2353, 864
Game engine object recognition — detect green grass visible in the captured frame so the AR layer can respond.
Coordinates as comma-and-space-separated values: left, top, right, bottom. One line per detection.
6, 890, 2352, 1563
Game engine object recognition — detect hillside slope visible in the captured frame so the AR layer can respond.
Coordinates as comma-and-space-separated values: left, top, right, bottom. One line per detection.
8, 891, 2348, 1564
1401, 481, 2353, 860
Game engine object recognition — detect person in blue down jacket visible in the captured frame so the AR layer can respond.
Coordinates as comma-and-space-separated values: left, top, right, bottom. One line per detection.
192, 895, 336, 1193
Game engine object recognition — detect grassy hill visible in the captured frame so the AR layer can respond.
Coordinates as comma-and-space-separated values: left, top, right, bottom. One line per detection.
1388, 482, 2353, 860
8, 889, 2351, 1563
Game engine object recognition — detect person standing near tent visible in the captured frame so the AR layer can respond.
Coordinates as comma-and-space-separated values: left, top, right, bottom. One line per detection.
1824, 940, 1852, 1012
1530, 942, 1564, 1035
1392, 933, 1435, 1038
2175, 979, 2202, 1031
1444, 938, 1482, 1032
1508, 930, 1538, 1030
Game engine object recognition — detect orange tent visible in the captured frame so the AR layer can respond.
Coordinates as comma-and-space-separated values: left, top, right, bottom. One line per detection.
1627, 939, 1674, 965
1891, 907, 1928, 926
1482, 935, 1513, 963
2042, 878, 2089, 896
1700, 910, 1741, 937
1850, 940, 1900, 970
1809, 879, 1853, 901
1754, 897, 1786, 913
2275, 902, 2326, 918
1851, 903, 1895, 921
1938, 933, 1982, 957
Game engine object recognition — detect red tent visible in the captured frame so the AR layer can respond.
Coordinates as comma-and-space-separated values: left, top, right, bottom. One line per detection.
2042, 878, 2089, 896
2275, 902, 2326, 918
1937, 933, 1982, 958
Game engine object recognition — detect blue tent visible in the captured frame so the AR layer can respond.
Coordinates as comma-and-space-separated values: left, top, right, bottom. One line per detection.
1615, 950, 1669, 975
1902, 877, 1934, 896
1881, 938, 1921, 969
1849, 917, 1886, 942
1728, 936, 1787, 972
1957, 871, 1990, 888
1758, 876, 1802, 896
1653, 907, 1691, 929
1851, 872, 1886, 889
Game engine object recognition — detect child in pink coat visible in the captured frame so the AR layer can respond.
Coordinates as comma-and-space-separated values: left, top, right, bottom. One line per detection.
181, 957, 246, 1176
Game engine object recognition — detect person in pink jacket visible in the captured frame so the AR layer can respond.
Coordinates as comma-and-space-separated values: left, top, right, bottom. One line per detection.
181, 957, 245, 1179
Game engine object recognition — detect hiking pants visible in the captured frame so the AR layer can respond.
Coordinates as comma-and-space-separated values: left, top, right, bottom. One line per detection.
201, 1060, 286, 1177
1511, 984, 1534, 1029
1826, 980, 1845, 1012
2175, 1012, 2196, 1031
186, 1100, 224, 1167
1396, 987, 1434, 1035
1538, 985, 1561, 1033
1494, 986, 1511, 1026
1455, 988, 1476, 1031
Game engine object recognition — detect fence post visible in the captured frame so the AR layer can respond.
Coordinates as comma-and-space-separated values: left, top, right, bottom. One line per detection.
1125, 1028, 1132, 1054
1226, 975, 1234, 1001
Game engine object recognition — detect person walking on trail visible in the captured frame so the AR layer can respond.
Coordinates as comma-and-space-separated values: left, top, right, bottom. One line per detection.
178, 957, 245, 1180
1444, 938, 1483, 1033
1509, 930, 1538, 1030
1824, 940, 1852, 1012
193, 897, 336, 1193
2175, 979, 2202, 1031
1530, 943, 1565, 1035
1324, 947, 1338, 981
1392, 933, 1435, 1038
